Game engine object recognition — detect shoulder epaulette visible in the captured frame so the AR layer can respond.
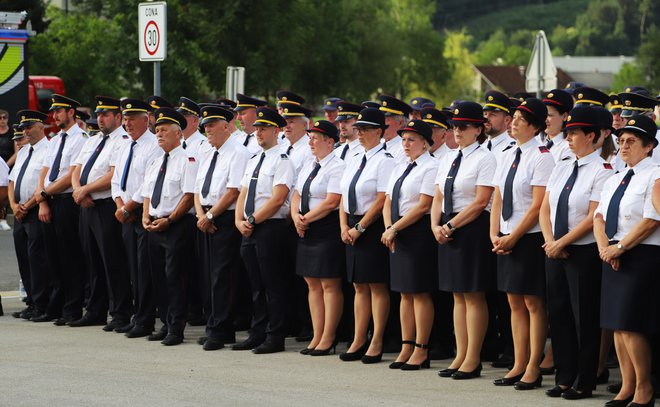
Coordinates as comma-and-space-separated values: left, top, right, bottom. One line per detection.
502, 145, 514, 152
384, 152, 393, 158
250, 154, 257, 159
280, 154, 289, 159
561, 156, 571, 161
188, 156, 196, 162
538, 146, 550, 153
603, 163, 613, 169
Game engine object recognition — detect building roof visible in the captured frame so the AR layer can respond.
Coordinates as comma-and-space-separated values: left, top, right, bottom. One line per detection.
553, 56, 635, 74
473, 65, 574, 95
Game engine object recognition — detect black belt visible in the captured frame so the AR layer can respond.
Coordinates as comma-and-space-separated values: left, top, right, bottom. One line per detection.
50, 193, 73, 200
149, 215, 170, 222
93, 197, 113, 204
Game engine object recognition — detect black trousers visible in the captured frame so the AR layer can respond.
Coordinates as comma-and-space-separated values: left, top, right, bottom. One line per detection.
79, 198, 132, 320
123, 216, 155, 328
240, 219, 288, 342
187, 227, 205, 319
148, 214, 194, 335
202, 211, 242, 340
41, 195, 85, 319
546, 243, 602, 391
13, 207, 50, 313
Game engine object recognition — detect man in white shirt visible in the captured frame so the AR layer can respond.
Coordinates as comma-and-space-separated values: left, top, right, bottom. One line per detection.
379, 95, 412, 164
233, 93, 267, 155
281, 104, 313, 176
334, 101, 362, 161
421, 107, 452, 160
483, 90, 516, 168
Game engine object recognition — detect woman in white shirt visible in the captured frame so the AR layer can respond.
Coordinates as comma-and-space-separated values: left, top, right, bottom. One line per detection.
338, 108, 394, 364
594, 115, 660, 407
539, 107, 613, 400
291, 120, 346, 356
490, 98, 555, 390
432, 102, 497, 380
381, 119, 438, 370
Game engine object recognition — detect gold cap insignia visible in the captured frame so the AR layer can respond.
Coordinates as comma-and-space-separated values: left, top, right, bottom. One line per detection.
126, 104, 132, 108
567, 115, 572, 121
203, 111, 208, 116
426, 114, 432, 119
258, 112, 264, 117
21, 116, 25, 120
338, 106, 343, 111
284, 108, 289, 113
315, 121, 320, 126
626, 88, 631, 92
409, 121, 414, 126
521, 101, 527, 105
454, 109, 459, 115
383, 101, 388, 106
565, 84, 570, 88
51, 98, 55, 103
488, 96, 493, 101
182, 102, 186, 107
358, 114, 362, 119
412, 100, 418, 105
282, 97, 288, 101
158, 113, 164, 118
625, 100, 631, 106
151, 101, 157, 106
326, 101, 331, 105
577, 93, 583, 99
97, 100, 102, 105
547, 93, 554, 98
629, 119, 636, 125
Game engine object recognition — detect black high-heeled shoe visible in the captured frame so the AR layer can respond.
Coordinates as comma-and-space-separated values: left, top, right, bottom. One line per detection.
309, 339, 338, 356
493, 372, 524, 386
628, 397, 655, 407
400, 343, 430, 370
339, 341, 368, 362
361, 352, 383, 364
300, 347, 313, 355
604, 395, 634, 407
514, 375, 543, 390
389, 340, 415, 369
451, 363, 482, 380
438, 368, 458, 378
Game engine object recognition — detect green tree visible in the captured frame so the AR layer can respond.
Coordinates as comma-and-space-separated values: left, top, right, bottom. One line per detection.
636, 26, 660, 89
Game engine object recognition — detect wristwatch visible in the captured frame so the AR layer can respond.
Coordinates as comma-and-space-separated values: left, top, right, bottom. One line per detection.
206, 211, 214, 220
40, 189, 49, 200
121, 207, 130, 218
247, 215, 256, 225
616, 242, 626, 251
354, 223, 366, 233
446, 222, 455, 231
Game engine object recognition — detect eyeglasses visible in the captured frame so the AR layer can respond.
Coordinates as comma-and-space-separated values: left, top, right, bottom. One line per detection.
354, 127, 378, 134
451, 123, 477, 131
0, 116, 7, 120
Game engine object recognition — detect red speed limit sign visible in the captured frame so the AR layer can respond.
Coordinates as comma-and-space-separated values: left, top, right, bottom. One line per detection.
139, 2, 167, 61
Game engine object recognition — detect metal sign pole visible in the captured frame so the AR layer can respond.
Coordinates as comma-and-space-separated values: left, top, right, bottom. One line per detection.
154, 61, 161, 96
536, 32, 542, 99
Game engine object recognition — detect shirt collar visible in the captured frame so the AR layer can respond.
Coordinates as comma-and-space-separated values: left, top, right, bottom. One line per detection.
410, 151, 432, 165
629, 156, 654, 172
518, 137, 539, 153
459, 140, 481, 157
386, 135, 402, 148
136, 129, 156, 145
185, 130, 204, 143
317, 152, 336, 167
33, 136, 49, 151
489, 130, 510, 146
107, 125, 126, 140
264, 143, 284, 157
365, 143, 384, 159
168, 145, 184, 157
348, 138, 361, 149
291, 134, 310, 150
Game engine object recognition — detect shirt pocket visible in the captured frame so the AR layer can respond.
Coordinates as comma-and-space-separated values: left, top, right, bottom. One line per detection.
257, 167, 275, 197
163, 172, 182, 198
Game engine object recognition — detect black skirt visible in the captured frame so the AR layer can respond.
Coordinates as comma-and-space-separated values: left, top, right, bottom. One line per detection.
601, 244, 660, 335
296, 211, 345, 279
390, 215, 437, 293
438, 211, 495, 293
346, 214, 389, 284
497, 232, 546, 296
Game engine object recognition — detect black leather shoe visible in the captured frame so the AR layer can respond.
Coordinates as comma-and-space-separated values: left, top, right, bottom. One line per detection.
68, 313, 107, 327
361, 352, 383, 364
232, 336, 265, 351
561, 388, 592, 400
161, 333, 183, 346
451, 363, 482, 379
147, 330, 167, 341
491, 354, 514, 368
309, 340, 338, 356
53, 316, 75, 326
628, 398, 655, 407
103, 319, 128, 332
252, 340, 284, 354
493, 373, 524, 386
125, 325, 153, 338
545, 385, 569, 397
30, 313, 56, 323
401, 358, 430, 371
438, 368, 458, 377
203, 338, 224, 351
514, 375, 542, 390
604, 396, 634, 406
339, 341, 369, 362
14, 305, 34, 319
197, 336, 207, 346
607, 382, 622, 394
300, 347, 313, 355
114, 322, 134, 333
596, 368, 610, 384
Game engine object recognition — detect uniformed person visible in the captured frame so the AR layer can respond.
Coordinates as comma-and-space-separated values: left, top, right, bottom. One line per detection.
8, 111, 51, 321
573, 87, 610, 108
214, 98, 241, 137
490, 98, 554, 390
541, 89, 574, 163
33, 94, 88, 325
594, 115, 660, 407
291, 120, 346, 355
111, 98, 162, 338
75, 110, 90, 132
68, 96, 132, 330
382, 119, 438, 370
334, 102, 362, 160
85, 118, 100, 137
609, 94, 624, 130
421, 107, 451, 159
409, 97, 435, 120
146, 95, 173, 133
281, 104, 314, 175
432, 102, 496, 379
539, 107, 613, 399
378, 95, 412, 164
338, 108, 394, 363
233, 93, 267, 155
618, 91, 659, 162
233, 107, 295, 354
483, 90, 515, 168
193, 105, 250, 351
276, 91, 306, 143
322, 97, 342, 124
141, 107, 197, 346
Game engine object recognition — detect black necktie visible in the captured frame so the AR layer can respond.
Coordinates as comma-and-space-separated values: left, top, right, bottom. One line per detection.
243, 133, 251, 147
120, 141, 137, 191
49, 133, 67, 182
182, 140, 187, 149
151, 153, 169, 208
390, 162, 417, 223
487, 140, 492, 151
502, 147, 522, 221
605, 169, 635, 239
444, 150, 463, 215
286, 145, 293, 155
300, 162, 322, 214
201, 150, 219, 198
80, 135, 108, 185
348, 154, 367, 215
245, 152, 266, 216
546, 139, 554, 149
340, 144, 349, 160
554, 160, 578, 239
14, 146, 33, 203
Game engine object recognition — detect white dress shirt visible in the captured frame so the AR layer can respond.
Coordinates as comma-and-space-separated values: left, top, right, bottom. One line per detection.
385, 135, 406, 164
494, 137, 555, 234
0, 156, 9, 187
547, 149, 614, 245
284, 134, 314, 176
74, 126, 128, 199
111, 130, 161, 204
595, 157, 660, 245
546, 132, 572, 163
334, 138, 361, 161
232, 129, 262, 156
8, 137, 49, 203
430, 143, 454, 161
386, 151, 438, 216
182, 130, 209, 160
436, 142, 496, 213
194, 139, 250, 209
295, 153, 345, 212
487, 130, 516, 168
340, 144, 394, 215
240, 143, 295, 219
142, 145, 197, 218
43, 124, 88, 191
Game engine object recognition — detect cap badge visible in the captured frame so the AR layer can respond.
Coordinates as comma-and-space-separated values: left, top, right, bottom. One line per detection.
338, 106, 343, 111
521, 101, 527, 105
282, 97, 288, 101
626, 88, 631, 92
488, 96, 493, 101
629, 119, 636, 125
158, 113, 164, 118
182, 102, 186, 107
284, 108, 289, 113
567, 115, 571, 121
383, 101, 388, 106
454, 109, 459, 115
21, 116, 25, 120
258, 112, 264, 117
625, 100, 631, 106
126, 104, 132, 108
409, 121, 414, 126
326, 101, 331, 105
97, 100, 102, 105
315, 121, 320, 126
426, 114, 432, 119
547, 93, 554, 98
203, 111, 208, 116
358, 114, 362, 119
412, 100, 418, 104
577, 93, 584, 99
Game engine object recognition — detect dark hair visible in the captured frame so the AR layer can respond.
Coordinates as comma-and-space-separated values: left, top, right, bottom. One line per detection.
600, 132, 615, 160
619, 130, 655, 157
476, 124, 487, 144
519, 109, 547, 135
579, 126, 600, 144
